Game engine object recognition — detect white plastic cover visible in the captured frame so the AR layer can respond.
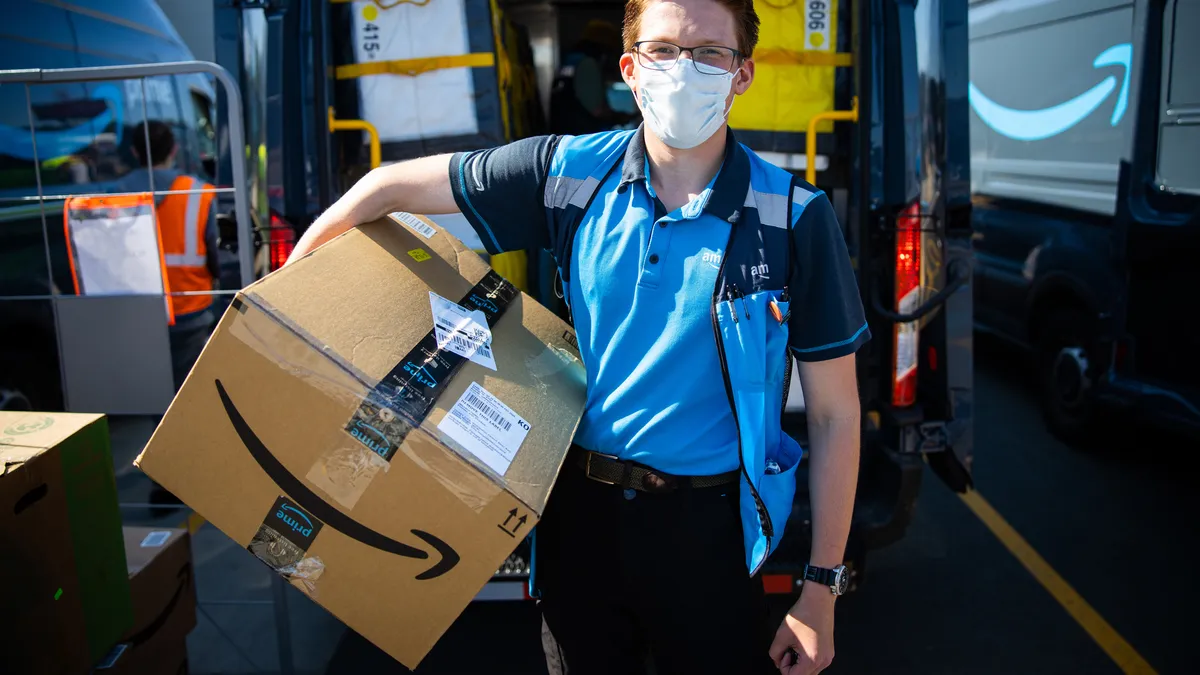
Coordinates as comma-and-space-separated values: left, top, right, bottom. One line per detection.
351, 0, 480, 143
67, 202, 167, 296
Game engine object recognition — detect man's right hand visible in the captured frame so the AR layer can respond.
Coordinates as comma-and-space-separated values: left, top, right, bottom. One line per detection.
287, 154, 457, 264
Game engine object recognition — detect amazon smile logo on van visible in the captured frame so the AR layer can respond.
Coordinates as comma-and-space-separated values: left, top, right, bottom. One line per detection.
969, 43, 1132, 141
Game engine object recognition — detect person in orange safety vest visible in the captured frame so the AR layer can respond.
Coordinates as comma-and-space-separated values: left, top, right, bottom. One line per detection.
115, 120, 220, 392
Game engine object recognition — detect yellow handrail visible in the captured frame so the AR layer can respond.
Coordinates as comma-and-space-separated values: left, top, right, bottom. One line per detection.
328, 107, 382, 170
805, 96, 859, 185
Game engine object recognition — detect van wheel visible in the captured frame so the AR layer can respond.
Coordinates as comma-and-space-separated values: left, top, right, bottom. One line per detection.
1036, 309, 1101, 445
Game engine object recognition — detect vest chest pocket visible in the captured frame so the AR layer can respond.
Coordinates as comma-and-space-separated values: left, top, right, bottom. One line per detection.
715, 289, 790, 388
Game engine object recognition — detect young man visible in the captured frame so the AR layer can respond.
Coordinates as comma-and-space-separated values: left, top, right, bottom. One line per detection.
290, 1, 868, 673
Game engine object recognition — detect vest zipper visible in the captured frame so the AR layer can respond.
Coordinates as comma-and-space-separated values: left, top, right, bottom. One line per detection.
710, 227, 774, 573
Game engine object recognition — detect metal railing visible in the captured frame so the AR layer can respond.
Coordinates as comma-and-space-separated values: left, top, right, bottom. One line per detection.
2, 61, 293, 674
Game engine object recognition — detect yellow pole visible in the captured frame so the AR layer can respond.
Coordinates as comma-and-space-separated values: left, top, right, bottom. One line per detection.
328, 107, 382, 170
805, 97, 859, 185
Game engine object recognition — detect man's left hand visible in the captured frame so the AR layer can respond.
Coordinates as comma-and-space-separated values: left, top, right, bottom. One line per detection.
768, 583, 836, 674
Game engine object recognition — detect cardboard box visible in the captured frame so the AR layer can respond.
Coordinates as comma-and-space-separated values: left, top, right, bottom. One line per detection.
94, 527, 196, 674
135, 214, 586, 668
0, 412, 133, 675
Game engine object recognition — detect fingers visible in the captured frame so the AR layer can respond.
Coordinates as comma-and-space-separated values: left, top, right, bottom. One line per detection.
771, 641, 816, 675
768, 633, 791, 667
777, 648, 830, 675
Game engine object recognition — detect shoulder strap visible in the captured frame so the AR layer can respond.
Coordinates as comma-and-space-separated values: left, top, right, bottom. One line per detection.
786, 177, 801, 286
551, 136, 631, 285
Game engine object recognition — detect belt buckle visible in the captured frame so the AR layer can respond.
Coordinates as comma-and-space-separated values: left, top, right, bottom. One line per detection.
584, 451, 621, 486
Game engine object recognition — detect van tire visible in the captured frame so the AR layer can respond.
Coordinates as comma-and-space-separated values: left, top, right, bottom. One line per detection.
1035, 309, 1102, 445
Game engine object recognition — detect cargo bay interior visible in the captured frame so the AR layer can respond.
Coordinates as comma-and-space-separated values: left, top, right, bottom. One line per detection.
327, 0, 859, 252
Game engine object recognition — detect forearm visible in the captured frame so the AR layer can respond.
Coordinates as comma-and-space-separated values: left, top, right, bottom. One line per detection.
805, 410, 860, 571
289, 154, 456, 263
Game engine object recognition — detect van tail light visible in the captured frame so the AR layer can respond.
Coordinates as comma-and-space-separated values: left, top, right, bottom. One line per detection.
892, 201, 921, 407
268, 211, 296, 271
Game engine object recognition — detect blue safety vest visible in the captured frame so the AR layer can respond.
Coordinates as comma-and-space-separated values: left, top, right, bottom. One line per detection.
541, 130, 815, 574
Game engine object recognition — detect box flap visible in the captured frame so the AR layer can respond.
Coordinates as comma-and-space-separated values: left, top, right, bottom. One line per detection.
242, 214, 493, 384
0, 412, 104, 451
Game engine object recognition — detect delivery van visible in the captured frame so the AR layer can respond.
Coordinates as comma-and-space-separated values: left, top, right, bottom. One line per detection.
969, 0, 1200, 442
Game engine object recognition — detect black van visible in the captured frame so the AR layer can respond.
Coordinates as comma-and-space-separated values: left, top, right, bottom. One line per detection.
970, 0, 1200, 442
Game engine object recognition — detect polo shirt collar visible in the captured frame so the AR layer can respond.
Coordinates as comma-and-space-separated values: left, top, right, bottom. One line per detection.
618, 124, 750, 224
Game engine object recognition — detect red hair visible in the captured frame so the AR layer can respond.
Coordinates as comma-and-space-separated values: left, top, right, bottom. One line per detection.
622, 0, 761, 57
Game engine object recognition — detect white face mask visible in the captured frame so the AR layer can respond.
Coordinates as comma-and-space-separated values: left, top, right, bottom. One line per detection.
636, 61, 735, 149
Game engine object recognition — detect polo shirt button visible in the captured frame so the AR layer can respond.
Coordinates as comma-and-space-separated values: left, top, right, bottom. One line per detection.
648, 254, 659, 264
659, 221, 667, 228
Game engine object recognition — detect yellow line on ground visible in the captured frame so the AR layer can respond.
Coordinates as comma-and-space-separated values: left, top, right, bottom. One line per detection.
959, 489, 1158, 675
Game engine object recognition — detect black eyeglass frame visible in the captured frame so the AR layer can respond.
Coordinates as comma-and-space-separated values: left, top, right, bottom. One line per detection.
630, 40, 746, 75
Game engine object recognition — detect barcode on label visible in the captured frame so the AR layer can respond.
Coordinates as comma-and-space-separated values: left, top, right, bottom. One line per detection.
466, 392, 512, 431
448, 333, 492, 358
395, 212, 436, 238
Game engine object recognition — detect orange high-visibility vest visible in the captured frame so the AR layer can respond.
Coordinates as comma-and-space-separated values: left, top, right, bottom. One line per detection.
157, 175, 216, 316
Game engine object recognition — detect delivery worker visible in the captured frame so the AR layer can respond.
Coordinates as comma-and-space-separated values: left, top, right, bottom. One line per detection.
290, 0, 868, 672
116, 120, 220, 392
550, 19, 632, 134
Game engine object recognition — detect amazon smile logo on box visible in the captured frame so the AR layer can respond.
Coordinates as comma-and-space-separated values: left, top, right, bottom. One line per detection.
218, 380, 459, 580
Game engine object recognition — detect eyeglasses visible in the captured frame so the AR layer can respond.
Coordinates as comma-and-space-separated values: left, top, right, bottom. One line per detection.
632, 41, 742, 75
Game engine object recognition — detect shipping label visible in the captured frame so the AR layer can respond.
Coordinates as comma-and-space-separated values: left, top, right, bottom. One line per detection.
437, 382, 530, 476
429, 291, 497, 370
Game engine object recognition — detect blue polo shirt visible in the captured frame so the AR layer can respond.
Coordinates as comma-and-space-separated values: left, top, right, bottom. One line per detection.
450, 128, 869, 475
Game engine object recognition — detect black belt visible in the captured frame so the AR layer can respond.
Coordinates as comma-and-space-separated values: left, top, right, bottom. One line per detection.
572, 446, 739, 494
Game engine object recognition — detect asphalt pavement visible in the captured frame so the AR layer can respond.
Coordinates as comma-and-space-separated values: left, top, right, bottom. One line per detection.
110, 336, 1193, 675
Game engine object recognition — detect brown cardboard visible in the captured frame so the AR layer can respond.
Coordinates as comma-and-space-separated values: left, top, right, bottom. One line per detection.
135, 214, 586, 668
94, 527, 196, 674
0, 412, 133, 675
121, 527, 196, 649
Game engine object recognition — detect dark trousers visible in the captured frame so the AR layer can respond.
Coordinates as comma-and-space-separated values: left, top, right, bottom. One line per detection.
168, 307, 215, 392
535, 456, 775, 675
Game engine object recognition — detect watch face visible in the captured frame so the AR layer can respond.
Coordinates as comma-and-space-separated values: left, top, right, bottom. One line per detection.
834, 566, 849, 594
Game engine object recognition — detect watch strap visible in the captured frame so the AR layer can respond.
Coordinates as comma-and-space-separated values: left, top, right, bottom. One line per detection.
803, 564, 835, 587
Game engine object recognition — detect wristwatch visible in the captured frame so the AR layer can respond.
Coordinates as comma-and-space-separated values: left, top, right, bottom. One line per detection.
802, 563, 849, 596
